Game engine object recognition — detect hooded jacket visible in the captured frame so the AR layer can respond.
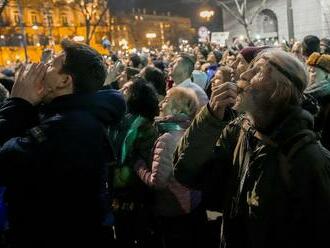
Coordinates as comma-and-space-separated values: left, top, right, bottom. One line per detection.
0, 89, 126, 248
174, 105, 330, 248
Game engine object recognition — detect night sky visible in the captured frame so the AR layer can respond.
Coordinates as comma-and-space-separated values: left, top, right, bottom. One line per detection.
109, 0, 223, 32
109, 0, 205, 16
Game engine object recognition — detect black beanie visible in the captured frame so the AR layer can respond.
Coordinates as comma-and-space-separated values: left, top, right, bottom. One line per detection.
302, 35, 320, 57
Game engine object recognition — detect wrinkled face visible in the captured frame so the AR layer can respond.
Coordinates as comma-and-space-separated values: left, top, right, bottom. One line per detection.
233, 57, 275, 114
43, 52, 68, 102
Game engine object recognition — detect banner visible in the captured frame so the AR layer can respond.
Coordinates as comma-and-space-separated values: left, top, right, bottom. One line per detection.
211, 32, 230, 46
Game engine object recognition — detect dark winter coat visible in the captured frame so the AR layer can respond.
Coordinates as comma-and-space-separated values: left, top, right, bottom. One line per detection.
174, 105, 330, 248
305, 78, 330, 150
0, 89, 126, 248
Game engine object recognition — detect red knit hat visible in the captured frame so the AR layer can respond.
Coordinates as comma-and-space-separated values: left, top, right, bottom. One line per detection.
240, 46, 270, 64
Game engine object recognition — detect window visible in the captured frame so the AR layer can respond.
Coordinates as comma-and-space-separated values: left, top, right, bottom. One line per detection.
46, 14, 53, 26
31, 12, 38, 25
258, 9, 278, 34
13, 11, 20, 25
61, 15, 68, 26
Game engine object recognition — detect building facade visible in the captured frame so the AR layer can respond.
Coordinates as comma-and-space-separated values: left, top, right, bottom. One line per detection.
222, 0, 330, 43
0, 0, 111, 65
111, 9, 195, 50
0, 0, 195, 65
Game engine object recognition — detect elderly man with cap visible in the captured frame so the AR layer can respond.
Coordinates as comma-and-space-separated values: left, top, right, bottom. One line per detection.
169, 53, 208, 107
306, 52, 330, 149
173, 48, 330, 248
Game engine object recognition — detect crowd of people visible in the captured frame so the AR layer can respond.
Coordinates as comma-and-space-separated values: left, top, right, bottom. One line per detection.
0, 34, 329, 248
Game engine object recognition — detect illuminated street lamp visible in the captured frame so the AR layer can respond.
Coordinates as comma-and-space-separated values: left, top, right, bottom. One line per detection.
200, 10, 215, 21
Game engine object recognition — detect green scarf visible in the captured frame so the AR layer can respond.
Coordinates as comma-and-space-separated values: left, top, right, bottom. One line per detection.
120, 115, 148, 165
157, 122, 184, 134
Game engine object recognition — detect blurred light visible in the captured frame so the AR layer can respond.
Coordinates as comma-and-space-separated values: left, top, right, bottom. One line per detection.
0, 35, 4, 39
72, 36, 85, 42
200, 10, 214, 21
32, 25, 39, 30
119, 39, 128, 47
256, 34, 261, 40
146, 33, 157, 39
239, 35, 245, 40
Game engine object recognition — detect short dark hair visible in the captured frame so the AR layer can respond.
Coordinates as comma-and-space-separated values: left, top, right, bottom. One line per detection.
130, 53, 141, 68
141, 66, 166, 96
60, 39, 107, 93
302, 35, 320, 58
126, 78, 159, 121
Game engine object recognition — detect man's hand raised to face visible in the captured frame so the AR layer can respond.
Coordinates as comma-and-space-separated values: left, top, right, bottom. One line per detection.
209, 82, 237, 120
11, 63, 48, 106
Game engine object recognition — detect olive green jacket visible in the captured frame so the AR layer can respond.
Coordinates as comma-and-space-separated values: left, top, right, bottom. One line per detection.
174, 105, 330, 248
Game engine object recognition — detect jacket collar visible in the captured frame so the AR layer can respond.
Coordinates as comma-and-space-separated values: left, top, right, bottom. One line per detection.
40, 89, 126, 125
241, 106, 314, 147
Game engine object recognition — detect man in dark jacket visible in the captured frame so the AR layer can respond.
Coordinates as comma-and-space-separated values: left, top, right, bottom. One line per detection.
0, 39, 126, 247
174, 49, 330, 248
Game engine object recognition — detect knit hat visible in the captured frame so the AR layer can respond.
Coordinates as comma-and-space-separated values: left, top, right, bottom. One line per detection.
302, 35, 320, 57
239, 46, 270, 64
306, 52, 330, 73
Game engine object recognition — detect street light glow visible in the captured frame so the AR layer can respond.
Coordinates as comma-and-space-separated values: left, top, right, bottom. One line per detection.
200, 10, 215, 21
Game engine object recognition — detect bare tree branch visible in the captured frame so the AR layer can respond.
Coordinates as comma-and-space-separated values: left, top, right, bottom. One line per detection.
89, 5, 108, 44
234, 0, 243, 16
216, 1, 245, 25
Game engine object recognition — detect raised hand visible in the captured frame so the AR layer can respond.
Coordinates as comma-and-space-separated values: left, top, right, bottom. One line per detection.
209, 82, 237, 120
11, 63, 48, 105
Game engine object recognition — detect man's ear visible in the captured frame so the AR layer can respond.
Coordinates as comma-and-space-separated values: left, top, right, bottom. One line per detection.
58, 74, 73, 91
